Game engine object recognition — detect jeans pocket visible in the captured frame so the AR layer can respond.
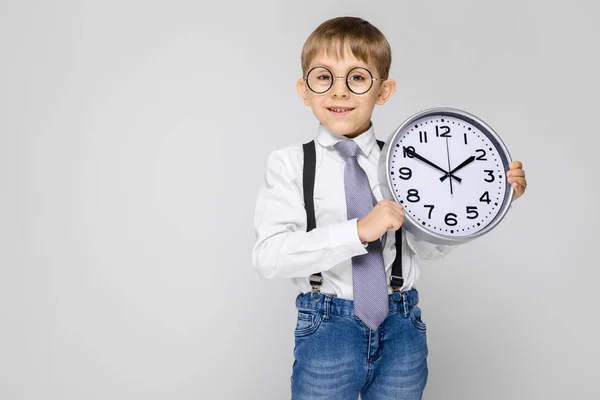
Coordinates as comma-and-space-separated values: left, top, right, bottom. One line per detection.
294, 310, 323, 338
409, 305, 427, 333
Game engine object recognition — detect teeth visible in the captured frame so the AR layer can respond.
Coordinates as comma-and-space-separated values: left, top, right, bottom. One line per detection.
331, 108, 351, 112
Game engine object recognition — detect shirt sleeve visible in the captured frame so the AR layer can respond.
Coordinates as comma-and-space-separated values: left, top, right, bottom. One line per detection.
404, 229, 460, 261
252, 148, 368, 279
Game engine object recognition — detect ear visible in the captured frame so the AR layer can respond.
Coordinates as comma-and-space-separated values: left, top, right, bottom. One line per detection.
376, 79, 396, 105
296, 78, 311, 106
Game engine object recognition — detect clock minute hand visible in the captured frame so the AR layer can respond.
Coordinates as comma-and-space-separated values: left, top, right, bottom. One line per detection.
440, 155, 476, 182
404, 147, 462, 183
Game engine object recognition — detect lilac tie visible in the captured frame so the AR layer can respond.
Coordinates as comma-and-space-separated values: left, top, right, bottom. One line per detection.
334, 139, 389, 330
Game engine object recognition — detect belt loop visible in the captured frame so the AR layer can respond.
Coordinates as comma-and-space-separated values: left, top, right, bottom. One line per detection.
402, 292, 409, 317
323, 295, 332, 321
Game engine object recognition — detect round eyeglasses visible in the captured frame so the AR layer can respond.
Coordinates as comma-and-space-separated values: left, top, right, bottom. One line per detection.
304, 66, 386, 95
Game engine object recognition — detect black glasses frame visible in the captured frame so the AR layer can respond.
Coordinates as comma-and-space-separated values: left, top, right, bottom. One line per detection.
304, 66, 386, 95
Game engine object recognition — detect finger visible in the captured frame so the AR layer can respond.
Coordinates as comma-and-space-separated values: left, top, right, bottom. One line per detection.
383, 208, 405, 230
390, 205, 405, 219
514, 177, 527, 188
511, 180, 527, 192
507, 173, 526, 184
390, 206, 406, 224
507, 169, 525, 179
509, 161, 523, 170
376, 200, 392, 209
512, 182, 526, 198
385, 200, 404, 212
376, 200, 403, 217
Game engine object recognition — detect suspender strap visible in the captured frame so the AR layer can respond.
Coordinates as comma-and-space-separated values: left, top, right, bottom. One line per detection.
378, 140, 405, 292
302, 139, 404, 298
302, 141, 322, 292
302, 141, 317, 232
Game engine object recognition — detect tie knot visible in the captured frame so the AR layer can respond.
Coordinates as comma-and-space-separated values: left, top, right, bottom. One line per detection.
333, 140, 361, 161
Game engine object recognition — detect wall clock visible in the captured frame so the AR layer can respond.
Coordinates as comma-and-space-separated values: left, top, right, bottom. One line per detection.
378, 108, 513, 245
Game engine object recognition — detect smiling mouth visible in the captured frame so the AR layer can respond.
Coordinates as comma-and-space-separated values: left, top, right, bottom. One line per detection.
327, 107, 355, 114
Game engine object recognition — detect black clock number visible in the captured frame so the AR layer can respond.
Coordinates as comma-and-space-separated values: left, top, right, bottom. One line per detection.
484, 170, 495, 182
403, 146, 415, 158
466, 206, 479, 219
479, 191, 491, 204
398, 167, 412, 180
445, 213, 458, 226
419, 131, 428, 143
435, 125, 451, 138
407, 189, 420, 203
476, 149, 487, 161
464, 133, 468, 145
424, 204, 434, 219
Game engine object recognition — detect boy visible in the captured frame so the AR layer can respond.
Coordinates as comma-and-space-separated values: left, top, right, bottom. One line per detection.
252, 16, 527, 399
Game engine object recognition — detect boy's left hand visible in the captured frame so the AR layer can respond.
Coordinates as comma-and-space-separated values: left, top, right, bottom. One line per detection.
507, 161, 527, 201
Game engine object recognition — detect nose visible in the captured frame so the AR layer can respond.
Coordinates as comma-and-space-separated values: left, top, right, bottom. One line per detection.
330, 76, 349, 98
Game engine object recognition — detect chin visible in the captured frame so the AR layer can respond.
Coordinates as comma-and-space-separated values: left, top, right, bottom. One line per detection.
324, 122, 363, 137
340, 128, 365, 139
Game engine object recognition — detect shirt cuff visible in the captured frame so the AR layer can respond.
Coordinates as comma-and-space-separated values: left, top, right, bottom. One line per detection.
328, 218, 369, 255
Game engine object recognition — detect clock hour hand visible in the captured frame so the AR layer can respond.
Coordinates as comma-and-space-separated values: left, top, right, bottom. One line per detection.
404, 147, 462, 183
440, 155, 476, 182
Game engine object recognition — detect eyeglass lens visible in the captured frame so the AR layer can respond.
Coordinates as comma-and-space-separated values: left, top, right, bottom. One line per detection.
306, 67, 374, 94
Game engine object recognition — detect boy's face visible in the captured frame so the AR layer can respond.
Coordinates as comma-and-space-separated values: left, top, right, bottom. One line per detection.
296, 46, 396, 138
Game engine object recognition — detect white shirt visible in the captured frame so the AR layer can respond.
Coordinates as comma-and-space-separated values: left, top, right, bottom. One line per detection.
251, 123, 458, 299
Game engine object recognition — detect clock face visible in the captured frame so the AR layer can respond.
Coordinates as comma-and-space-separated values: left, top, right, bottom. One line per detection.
385, 111, 511, 240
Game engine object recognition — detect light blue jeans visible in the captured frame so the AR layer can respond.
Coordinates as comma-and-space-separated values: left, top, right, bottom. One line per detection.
291, 289, 428, 400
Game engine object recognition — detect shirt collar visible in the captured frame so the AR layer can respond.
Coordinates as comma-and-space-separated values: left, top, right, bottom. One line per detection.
315, 122, 377, 157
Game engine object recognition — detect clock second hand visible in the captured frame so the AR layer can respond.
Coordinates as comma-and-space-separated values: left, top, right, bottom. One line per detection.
444, 137, 453, 195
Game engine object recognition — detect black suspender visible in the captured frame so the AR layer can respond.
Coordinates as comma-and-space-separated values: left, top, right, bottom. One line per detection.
302, 140, 317, 233
302, 139, 405, 303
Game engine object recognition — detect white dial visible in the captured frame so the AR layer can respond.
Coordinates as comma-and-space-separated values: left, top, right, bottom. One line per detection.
380, 109, 513, 244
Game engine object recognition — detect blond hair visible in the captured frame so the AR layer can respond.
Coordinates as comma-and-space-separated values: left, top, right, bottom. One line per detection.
300, 16, 392, 78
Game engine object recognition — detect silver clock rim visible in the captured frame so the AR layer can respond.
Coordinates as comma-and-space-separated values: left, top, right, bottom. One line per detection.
377, 107, 514, 245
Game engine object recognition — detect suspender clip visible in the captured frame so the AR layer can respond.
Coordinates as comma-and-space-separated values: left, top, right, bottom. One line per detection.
390, 275, 404, 303
309, 274, 323, 302
309, 275, 323, 287
389, 275, 404, 288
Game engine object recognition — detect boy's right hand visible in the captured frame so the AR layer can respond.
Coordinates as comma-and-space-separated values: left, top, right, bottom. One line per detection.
357, 200, 405, 243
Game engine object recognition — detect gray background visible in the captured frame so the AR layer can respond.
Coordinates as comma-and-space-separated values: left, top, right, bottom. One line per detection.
1, 0, 598, 399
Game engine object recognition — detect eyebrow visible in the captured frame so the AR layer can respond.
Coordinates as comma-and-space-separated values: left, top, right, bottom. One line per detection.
310, 62, 370, 72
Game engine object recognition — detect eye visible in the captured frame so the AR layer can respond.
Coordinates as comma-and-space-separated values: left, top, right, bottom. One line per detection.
349, 74, 366, 82
316, 74, 331, 81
